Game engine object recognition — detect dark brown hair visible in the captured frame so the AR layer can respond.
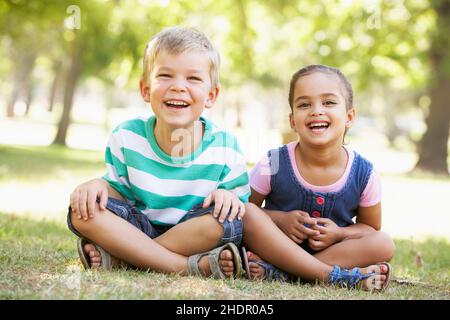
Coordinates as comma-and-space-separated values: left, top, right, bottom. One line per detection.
288, 64, 353, 111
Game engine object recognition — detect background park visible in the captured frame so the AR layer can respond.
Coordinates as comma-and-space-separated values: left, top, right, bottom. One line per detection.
0, 0, 449, 299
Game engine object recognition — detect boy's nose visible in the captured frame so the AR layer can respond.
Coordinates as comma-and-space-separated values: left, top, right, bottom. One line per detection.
169, 78, 187, 92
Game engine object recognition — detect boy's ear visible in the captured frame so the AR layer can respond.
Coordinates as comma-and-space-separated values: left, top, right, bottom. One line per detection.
140, 79, 151, 102
205, 86, 220, 109
345, 107, 356, 128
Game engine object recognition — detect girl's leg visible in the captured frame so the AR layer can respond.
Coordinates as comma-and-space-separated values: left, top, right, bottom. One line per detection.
242, 203, 389, 287
71, 204, 233, 276
312, 231, 395, 269
242, 203, 332, 282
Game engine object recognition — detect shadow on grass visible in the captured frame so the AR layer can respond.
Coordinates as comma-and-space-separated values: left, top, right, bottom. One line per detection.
0, 144, 104, 181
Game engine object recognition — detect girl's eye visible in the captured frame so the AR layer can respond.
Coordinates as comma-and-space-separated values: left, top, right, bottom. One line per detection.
158, 74, 171, 78
188, 76, 202, 81
324, 101, 337, 106
297, 103, 310, 108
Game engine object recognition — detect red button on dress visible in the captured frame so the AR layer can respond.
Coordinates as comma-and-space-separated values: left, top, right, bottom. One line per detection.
311, 211, 321, 218
316, 197, 325, 205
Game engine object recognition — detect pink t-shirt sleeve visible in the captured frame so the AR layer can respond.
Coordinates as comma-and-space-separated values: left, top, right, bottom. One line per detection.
249, 155, 272, 195
360, 170, 382, 207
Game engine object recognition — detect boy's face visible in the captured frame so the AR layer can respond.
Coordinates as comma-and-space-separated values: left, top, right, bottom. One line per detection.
140, 50, 219, 129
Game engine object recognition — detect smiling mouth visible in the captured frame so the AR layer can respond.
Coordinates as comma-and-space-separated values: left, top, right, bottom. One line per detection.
164, 100, 190, 109
308, 122, 329, 133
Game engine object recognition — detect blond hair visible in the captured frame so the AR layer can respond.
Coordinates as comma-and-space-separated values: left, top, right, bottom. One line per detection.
141, 26, 220, 88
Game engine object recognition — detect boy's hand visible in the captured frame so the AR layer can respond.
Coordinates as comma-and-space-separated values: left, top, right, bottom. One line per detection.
202, 189, 245, 223
70, 178, 109, 221
277, 210, 320, 244
308, 218, 344, 251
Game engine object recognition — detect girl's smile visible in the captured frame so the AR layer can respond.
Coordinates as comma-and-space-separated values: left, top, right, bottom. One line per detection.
290, 72, 354, 146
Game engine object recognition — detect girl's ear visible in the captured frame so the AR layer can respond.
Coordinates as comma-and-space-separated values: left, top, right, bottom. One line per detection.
205, 86, 220, 109
345, 107, 356, 128
289, 113, 297, 132
140, 79, 151, 102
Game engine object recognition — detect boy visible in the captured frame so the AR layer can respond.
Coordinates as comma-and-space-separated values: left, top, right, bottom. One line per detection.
67, 26, 250, 279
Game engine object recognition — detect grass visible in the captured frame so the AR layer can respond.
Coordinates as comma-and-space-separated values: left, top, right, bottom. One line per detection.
0, 143, 449, 300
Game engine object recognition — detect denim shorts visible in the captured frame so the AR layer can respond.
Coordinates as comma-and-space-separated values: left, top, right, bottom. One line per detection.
67, 198, 243, 248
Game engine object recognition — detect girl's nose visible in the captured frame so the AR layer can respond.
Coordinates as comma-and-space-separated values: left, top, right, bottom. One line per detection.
310, 102, 324, 116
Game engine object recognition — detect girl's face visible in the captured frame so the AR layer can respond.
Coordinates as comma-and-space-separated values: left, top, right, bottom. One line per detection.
289, 72, 355, 147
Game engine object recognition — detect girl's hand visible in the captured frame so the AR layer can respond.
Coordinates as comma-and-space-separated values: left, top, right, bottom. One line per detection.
277, 210, 320, 244
70, 178, 109, 221
308, 218, 344, 251
203, 189, 245, 223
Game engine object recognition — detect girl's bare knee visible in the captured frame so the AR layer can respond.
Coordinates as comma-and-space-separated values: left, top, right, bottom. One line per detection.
375, 231, 396, 262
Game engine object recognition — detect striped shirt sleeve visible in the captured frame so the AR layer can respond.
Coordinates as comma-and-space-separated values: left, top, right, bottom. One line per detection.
217, 137, 251, 203
102, 129, 136, 204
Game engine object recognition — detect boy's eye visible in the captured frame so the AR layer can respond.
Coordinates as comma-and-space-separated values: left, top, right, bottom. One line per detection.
296, 103, 310, 108
157, 73, 171, 78
324, 100, 337, 106
188, 76, 202, 81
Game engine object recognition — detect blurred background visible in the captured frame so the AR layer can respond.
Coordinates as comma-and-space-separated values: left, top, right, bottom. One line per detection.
0, 0, 449, 240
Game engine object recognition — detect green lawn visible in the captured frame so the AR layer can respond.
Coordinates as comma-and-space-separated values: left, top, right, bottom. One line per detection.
0, 144, 449, 299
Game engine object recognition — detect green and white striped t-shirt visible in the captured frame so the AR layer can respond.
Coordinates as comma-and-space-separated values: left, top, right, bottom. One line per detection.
102, 115, 250, 226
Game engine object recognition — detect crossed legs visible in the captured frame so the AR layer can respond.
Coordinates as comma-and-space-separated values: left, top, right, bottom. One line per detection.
242, 203, 395, 288
70, 203, 235, 276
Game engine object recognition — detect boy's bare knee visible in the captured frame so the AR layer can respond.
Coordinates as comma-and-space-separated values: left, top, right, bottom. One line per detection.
70, 204, 102, 234
193, 214, 224, 243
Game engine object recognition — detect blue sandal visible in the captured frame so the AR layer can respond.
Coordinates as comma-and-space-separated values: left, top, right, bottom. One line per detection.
328, 263, 392, 291
241, 247, 290, 282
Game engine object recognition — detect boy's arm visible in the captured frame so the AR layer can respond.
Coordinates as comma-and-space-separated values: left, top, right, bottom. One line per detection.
102, 129, 137, 205
208, 143, 250, 222
102, 178, 125, 201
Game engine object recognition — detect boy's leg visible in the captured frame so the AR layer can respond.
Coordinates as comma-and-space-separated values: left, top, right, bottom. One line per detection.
70, 204, 228, 276
312, 231, 395, 269
71, 207, 187, 274
153, 215, 236, 276
153, 214, 224, 256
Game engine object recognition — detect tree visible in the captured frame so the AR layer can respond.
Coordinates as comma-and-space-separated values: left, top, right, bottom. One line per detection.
415, 0, 450, 175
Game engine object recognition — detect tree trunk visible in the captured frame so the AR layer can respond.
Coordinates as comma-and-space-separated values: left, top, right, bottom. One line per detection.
414, 0, 450, 175
415, 79, 450, 174
5, 51, 36, 117
6, 87, 20, 118
24, 76, 34, 116
48, 61, 63, 112
52, 45, 83, 146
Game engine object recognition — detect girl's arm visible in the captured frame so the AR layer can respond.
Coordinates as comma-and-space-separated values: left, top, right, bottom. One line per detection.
249, 188, 287, 226
249, 188, 319, 243
339, 203, 381, 240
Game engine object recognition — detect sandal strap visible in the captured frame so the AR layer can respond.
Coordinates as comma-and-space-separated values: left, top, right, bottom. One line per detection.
188, 252, 208, 277
328, 265, 376, 289
250, 260, 289, 282
187, 242, 242, 279
94, 244, 112, 270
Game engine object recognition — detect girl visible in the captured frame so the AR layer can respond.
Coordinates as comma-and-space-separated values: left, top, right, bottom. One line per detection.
239, 65, 395, 290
